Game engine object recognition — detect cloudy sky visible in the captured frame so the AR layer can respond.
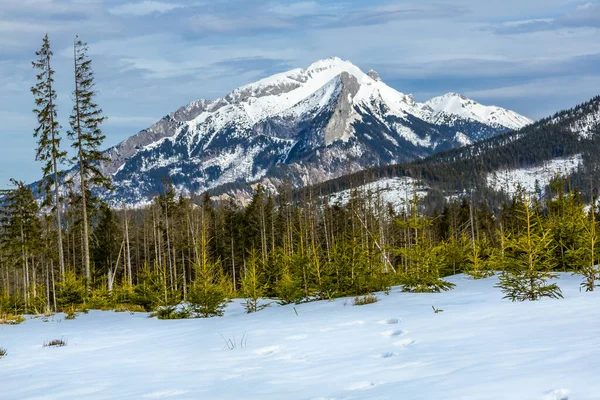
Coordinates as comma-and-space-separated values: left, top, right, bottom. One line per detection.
1, 0, 599, 187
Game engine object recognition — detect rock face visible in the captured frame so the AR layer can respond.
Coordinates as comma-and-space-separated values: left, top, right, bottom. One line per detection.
92, 57, 532, 205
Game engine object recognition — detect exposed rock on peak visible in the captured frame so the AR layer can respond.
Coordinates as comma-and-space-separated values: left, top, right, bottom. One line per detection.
367, 70, 381, 82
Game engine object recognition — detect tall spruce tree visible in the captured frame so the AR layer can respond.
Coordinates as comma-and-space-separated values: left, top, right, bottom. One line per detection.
31, 34, 67, 277
68, 37, 111, 290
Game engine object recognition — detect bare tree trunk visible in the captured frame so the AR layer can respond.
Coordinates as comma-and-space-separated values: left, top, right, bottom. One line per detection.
51, 260, 57, 312
124, 205, 132, 286
44, 49, 66, 278
231, 236, 236, 291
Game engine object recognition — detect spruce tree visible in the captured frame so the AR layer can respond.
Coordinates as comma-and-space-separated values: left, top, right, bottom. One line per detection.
547, 179, 583, 271
188, 259, 227, 317
394, 195, 454, 293
31, 34, 67, 277
273, 248, 303, 305
93, 203, 122, 283
496, 192, 562, 301
568, 198, 599, 291
68, 37, 111, 290
241, 249, 268, 313
187, 216, 227, 317
0, 180, 41, 310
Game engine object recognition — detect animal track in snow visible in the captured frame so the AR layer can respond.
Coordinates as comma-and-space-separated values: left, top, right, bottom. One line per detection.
393, 338, 415, 347
377, 351, 399, 358
379, 318, 400, 325
381, 329, 406, 337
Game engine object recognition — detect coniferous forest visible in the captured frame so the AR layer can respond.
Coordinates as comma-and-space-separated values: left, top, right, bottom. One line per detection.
1, 36, 599, 322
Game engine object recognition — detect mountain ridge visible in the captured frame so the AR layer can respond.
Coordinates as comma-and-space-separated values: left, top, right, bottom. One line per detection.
304, 94, 600, 210
72, 57, 533, 205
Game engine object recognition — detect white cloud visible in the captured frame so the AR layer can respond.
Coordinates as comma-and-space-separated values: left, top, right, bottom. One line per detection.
109, 1, 183, 16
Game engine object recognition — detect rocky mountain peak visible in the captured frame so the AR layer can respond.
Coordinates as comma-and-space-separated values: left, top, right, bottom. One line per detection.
367, 69, 381, 82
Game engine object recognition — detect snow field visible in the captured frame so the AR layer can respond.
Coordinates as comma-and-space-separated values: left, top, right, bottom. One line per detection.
1, 274, 599, 399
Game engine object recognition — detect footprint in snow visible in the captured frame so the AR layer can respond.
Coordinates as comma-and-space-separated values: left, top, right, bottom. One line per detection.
379, 318, 400, 325
393, 338, 415, 347
377, 351, 398, 358
381, 329, 406, 337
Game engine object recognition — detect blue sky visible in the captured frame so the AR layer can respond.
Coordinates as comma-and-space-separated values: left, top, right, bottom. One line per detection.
1, 0, 599, 187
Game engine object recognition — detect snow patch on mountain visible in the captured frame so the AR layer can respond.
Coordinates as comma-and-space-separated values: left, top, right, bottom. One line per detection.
486, 154, 583, 195
328, 177, 427, 211
454, 132, 472, 146
569, 111, 600, 139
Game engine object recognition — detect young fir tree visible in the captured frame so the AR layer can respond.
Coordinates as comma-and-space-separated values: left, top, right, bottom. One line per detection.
496, 191, 562, 301
31, 34, 67, 277
68, 37, 111, 290
464, 236, 494, 279
273, 248, 303, 305
187, 215, 227, 318
442, 235, 469, 276
394, 195, 455, 293
567, 197, 599, 291
241, 249, 268, 313
547, 179, 584, 271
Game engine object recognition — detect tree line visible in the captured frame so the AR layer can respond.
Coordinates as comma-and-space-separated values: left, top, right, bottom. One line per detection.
1, 36, 598, 319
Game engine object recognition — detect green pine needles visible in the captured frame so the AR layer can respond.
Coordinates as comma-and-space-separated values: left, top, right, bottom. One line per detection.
496, 191, 562, 302
395, 194, 455, 293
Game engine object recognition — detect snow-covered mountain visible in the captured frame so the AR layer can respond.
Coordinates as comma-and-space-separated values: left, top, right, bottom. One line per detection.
424, 93, 532, 131
317, 95, 600, 208
98, 57, 532, 205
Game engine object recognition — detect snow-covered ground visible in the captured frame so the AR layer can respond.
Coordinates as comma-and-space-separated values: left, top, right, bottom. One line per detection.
2, 274, 599, 400
486, 154, 583, 196
328, 177, 427, 212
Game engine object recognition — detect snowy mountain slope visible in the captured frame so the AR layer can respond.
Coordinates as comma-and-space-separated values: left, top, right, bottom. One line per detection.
2, 274, 599, 399
95, 57, 532, 205
327, 177, 427, 211
486, 154, 583, 196
424, 92, 533, 131
312, 95, 600, 205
